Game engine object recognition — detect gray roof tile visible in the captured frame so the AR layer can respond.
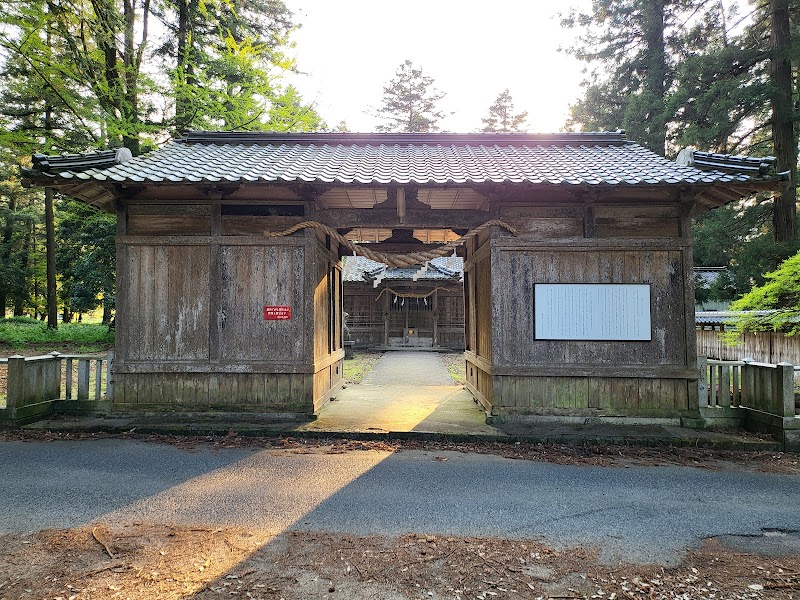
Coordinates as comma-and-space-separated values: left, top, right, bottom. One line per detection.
342, 256, 464, 282
26, 132, 784, 191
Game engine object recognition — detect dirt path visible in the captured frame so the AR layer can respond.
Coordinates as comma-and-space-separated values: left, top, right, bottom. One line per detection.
2, 525, 798, 599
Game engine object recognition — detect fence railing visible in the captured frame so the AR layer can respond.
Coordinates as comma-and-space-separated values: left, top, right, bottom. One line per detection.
0, 352, 113, 415
698, 356, 796, 418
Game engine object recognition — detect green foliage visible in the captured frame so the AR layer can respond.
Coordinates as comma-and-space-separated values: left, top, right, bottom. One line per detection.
481, 89, 527, 133
0, 316, 41, 325
707, 270, 738, 302
0, 0, 323, 328
560, 0, 715, 154
668, 42, 770, 154
267, 86, 325, 132
376, 60, 447, 133
692, 200, 800, 300
729, 251, 800, 334
0, 320, 114, 349
565, 0, 799, 245
56, 198, 116, 320
153, 0, 321, 133
560, 1, 773, 156
0, 156, 44, 317
1, 0, 322, 152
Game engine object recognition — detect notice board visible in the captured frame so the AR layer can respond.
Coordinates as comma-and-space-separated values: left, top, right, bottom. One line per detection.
264, 305, 291, 320
534, 284, 651, 341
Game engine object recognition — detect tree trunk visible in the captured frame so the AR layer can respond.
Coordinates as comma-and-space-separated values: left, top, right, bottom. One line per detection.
175, 0, 196, 130
0, 196, 13, 318
642, 0, 668, 156
13, 222, 32, 317
121, 0, 142, 155
44, 91, 58, 330
770, 0, 796, 242
45, 188, 58, 329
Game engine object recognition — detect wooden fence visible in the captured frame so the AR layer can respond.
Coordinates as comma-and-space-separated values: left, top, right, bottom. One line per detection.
0, 352, 113, 421
698, 356, 797, 418
697, 329, 800, 365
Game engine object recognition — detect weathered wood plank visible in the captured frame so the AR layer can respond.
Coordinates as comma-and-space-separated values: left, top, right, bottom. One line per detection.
277, 373, 291, 405
77, 360, 90, 400
315, 208, 490, 230
127, 215, 211, 235
128, 203, 211, 216
222, 215, 304, 235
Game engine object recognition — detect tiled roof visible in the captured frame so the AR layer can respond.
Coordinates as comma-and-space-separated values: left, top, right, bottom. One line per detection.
27, 131, 782, 188
676, 148, 777, 176
342, 256, 386, 282
696, 310, 775, 325
693, 267, 726, 287
342, 256, 463, 283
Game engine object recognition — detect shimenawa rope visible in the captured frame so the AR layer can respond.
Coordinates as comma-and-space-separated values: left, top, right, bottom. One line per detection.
374, 286, 458, 302
263, 219, 517, 268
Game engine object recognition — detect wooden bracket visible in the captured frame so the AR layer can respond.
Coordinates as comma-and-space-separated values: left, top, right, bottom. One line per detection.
582, 189, 599, 238
112, 184, 145, 199
202, 185, 240, 201
290, 182, 328, 202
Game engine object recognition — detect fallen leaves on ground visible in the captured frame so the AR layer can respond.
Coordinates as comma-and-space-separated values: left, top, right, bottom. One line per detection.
1, 429, 798, 474
1, 526, 798, 600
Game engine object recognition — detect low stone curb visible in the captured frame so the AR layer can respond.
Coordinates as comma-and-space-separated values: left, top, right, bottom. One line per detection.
18, 418, 784, 452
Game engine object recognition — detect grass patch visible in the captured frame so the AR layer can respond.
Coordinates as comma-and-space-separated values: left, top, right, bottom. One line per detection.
343, 352, 382, 384
0, 320, 114, 353
440, 352, 466, 385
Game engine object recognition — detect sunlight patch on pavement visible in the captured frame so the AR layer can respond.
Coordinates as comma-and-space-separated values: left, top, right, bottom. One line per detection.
100, 448, 393, 529
93, 447, 394, 594
303, 385, 464, 432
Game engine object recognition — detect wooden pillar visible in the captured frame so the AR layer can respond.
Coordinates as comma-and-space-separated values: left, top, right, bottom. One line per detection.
404, 298, 409, 341
777, 362, 795, 418
433, 289, 439, 346
384, 292, 389, 346
6, 355, 25, 410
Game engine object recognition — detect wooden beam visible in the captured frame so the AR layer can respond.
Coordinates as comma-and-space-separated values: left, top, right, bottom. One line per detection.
314, 208, 490, 229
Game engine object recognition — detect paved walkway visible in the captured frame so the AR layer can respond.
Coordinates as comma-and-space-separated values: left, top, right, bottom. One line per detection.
300, 351, 500, 435
361, 352, 455, 386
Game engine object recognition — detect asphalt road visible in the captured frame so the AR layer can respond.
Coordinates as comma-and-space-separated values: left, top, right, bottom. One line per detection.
1, 439, 799, 565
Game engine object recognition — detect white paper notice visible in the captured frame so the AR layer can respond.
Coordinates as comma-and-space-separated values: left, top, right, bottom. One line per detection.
534, 284, 651, 341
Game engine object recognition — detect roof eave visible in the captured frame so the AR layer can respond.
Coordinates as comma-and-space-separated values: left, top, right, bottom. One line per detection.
693, 177, 787, 210
23, 174, 117, 212
24, 172, 787, 213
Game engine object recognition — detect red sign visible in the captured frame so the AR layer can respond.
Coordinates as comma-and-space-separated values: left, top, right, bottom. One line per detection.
264, 306, 291, 320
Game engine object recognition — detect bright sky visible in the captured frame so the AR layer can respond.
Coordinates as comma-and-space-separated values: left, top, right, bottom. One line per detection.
283, 0, 593, 134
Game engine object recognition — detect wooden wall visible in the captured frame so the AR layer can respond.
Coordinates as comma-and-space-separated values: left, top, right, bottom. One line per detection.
111, 185, 700, 420
436, 292, 466, 349
343, 290, 386, 347
465, 235, 494, 411
114, 196, 343, 414
468, 199, 699, 418
312, 231, 344, 412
